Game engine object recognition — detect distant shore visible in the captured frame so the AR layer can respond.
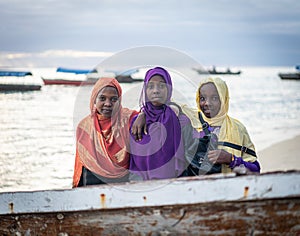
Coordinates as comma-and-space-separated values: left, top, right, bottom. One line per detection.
258, 135, 300, 173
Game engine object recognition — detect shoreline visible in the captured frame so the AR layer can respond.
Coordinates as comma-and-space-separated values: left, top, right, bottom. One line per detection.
257, 135, 300, 173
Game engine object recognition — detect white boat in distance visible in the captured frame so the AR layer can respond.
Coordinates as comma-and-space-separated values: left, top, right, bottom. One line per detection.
0, 71, 43, 91
42, 67, 144, 85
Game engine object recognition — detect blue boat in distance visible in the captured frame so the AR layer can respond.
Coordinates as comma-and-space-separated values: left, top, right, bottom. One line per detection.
56, 67, 92, 74
0, 71, 33, 77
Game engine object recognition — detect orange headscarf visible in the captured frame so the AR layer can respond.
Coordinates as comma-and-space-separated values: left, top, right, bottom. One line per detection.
72, 78, 138, 187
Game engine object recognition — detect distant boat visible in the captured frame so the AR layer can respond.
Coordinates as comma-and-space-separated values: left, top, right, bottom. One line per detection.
104, 68, 144, 83
42, 78, 96, 86
0, 171, 299, 234
278, 66, 300, 80
42, 67, 98, 86
56, 67, 92, 74
0, 71, 43, 91
278, 73, 300, 80
193, 66, 242, 75
42, 67, 143, 85
208, 69, 241, 75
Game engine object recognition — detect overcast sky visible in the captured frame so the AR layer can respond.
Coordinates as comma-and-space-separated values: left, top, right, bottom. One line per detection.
0, 0, 299, 68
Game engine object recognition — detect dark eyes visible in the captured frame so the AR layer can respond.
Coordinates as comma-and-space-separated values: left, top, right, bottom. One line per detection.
200, 96, 220, 102
147, 83, 166, 89
97, 96, 118, 102
111, 97, 118, 102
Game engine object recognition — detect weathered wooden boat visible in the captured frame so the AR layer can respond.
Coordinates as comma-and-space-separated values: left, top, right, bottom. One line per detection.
0, 71, 43, 91
0, 171, 299, 235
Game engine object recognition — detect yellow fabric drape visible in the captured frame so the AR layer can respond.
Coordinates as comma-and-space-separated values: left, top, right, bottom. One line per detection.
181, 77, 257, 173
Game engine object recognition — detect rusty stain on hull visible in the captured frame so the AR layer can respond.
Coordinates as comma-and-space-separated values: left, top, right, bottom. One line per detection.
100, 193, 106, 208
8, 202, 13, 214
244, 186, 249, 198
1, 198, 300, 235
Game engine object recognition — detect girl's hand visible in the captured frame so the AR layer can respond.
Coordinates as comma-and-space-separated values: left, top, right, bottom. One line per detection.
131, 112, 147, 141
207, 149, 232, 164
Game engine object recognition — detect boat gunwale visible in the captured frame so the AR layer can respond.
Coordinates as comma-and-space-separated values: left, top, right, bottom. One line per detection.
1, 170, 300, 216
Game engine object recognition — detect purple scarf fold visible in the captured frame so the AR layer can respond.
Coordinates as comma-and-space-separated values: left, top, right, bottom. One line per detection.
129, 67, 186, 180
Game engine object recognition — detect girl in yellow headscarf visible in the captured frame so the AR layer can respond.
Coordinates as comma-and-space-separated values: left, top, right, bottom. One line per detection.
182, 77, 260, 174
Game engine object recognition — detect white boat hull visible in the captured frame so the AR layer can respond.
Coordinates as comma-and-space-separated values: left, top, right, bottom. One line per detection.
0, 75, 43, 91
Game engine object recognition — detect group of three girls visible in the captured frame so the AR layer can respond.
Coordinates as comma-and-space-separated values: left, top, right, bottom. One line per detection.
73, 67, 260, 187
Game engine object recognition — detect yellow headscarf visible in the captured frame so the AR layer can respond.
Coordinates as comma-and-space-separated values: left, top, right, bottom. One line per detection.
182, 77, 257, 173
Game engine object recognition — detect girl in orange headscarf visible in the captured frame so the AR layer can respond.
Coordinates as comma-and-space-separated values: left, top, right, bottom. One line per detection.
72, 78, 138, 187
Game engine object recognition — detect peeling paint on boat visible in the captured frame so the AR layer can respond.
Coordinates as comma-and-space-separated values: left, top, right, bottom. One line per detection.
0, 171, 300, 235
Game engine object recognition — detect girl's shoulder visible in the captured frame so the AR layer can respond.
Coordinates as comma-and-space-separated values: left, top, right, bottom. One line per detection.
120, 108, 139, 121
178, 113, 192, 126
229, 116, 249, 133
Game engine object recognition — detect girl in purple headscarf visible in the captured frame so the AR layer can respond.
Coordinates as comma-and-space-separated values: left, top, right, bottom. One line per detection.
129, 67, 189, 180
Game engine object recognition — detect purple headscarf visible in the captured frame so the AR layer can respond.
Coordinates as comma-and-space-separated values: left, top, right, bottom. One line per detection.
129, 67, 186, 180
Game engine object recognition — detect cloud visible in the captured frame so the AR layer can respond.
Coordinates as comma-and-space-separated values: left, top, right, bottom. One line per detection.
0, 50, 114, 68
0, 0, 299, 66
38, 50, 113, 58
1, 50, 113, 59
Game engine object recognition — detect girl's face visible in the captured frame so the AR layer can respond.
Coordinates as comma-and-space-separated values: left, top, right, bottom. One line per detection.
146, 75, 168, 106
95, 86, 119, 117
199, 83, 221, 118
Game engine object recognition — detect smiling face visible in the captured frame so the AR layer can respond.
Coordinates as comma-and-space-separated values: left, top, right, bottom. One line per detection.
95, 86, 119, 118
199, 82, 221, 118
146, 75, 168, 106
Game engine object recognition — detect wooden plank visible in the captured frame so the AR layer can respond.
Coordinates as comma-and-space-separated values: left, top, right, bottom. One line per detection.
1, 171, 300, 215
1, 198, 299, 235
0, 171, 300, 234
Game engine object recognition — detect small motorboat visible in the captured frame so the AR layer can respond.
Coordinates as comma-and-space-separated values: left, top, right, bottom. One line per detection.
0, 71, 43, 91
278, 65, 300, 80
208, 69, 241, 75
278, 72, 300, 80
279, 65, 300, 80
193, 66, 242, 75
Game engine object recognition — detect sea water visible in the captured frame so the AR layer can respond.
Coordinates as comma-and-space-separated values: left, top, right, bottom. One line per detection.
0, 66, 300, 192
